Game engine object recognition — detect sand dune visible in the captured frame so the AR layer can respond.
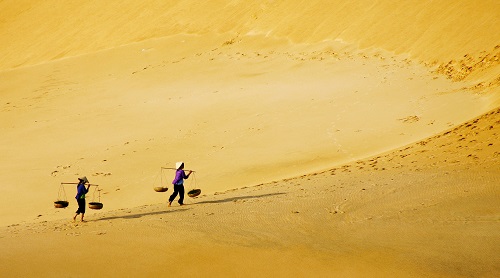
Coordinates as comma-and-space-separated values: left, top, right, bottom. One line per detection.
2, 1, 499, 80
1, 107, 498, 277
1, 33, 497, 226
0, 1, 499, 277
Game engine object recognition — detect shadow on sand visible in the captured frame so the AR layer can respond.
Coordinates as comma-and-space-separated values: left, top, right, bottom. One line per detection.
95, 208, 190, 221
193, 192, 286, 205
92, 193, 285, 221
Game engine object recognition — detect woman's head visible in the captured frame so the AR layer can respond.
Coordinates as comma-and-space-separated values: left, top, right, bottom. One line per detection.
176, 162, 184, 170
78, 176, 89, 183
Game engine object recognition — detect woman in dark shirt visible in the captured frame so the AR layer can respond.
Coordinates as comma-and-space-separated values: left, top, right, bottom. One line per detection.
73, 176, 91, 222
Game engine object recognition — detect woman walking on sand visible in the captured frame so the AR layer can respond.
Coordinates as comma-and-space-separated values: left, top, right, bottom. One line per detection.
73, 176, 91, 222
169, 162, 192, 206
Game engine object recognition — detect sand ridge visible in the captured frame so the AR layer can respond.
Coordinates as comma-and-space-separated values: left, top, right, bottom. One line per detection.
1, 1, 499, 75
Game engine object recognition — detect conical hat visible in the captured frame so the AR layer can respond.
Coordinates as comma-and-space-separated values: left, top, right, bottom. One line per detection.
79, 176, 89, 183
175, 162, 184, 170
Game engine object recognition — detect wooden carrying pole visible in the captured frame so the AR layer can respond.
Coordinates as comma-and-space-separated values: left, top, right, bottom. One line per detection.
61, 182, 99, 186
161, 167, 196, 172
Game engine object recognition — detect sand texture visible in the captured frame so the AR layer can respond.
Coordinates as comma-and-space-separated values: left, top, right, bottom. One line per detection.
0, 1, 499, 277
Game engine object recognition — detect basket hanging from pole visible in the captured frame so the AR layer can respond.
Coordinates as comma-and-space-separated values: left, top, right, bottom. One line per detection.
88, 185, 103, 210
187, 172, 201, 198
54, 183, 69, 208
153, 167, 169, 192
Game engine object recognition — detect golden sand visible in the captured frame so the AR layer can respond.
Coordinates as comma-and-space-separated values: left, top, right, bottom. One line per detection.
0, 1, 499, 277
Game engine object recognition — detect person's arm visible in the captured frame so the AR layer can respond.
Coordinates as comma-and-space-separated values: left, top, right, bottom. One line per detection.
184, 170, 192, 179
85, 184, 91, 193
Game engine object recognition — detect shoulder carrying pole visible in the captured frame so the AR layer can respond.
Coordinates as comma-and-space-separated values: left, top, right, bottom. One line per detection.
61, 182, 99, 186
161, 167, 196, 172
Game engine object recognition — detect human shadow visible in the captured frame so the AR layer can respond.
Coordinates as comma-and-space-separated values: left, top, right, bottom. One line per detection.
94, 208, 190, 221
193, 192, 286, 205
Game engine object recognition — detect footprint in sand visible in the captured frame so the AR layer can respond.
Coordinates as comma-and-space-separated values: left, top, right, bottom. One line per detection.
92, 172, 112, 177
398, 115, 420, 123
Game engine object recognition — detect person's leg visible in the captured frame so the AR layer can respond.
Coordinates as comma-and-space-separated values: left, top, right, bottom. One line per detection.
168, 185, 179, 206
178, 185, 185, 205
74, 200, 81, 221
77, 199, 86, 221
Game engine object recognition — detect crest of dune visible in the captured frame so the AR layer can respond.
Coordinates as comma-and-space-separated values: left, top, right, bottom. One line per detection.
1, 0, 499, 83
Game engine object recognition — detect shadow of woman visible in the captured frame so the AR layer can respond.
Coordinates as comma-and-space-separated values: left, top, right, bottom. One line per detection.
94, 208, 190, 221
193, 192, 286, 205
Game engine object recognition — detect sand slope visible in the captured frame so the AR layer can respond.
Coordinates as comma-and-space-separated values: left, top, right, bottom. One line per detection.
1, 107, 498, 277
0, 1, 499, 277
1, 33, 497, 226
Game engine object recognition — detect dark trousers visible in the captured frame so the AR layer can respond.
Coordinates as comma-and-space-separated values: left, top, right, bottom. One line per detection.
76, 198, 86, 214
169, 184, 185, 204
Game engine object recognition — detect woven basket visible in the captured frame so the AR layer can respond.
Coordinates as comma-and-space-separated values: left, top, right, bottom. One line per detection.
54, 200, 69, 208
188, 189, 201, 198
154, 187, 169, 192
88, 202, 103, 210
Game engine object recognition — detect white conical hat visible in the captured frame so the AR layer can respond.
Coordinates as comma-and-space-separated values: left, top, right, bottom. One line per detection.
175, 162, 184, 169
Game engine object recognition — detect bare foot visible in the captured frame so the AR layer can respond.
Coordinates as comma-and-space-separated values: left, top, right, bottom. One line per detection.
168, 201, 172, 207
